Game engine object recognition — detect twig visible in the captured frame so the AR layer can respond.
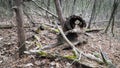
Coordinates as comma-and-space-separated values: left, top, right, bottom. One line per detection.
31, 0, 58, 18
23, 10, 35, 26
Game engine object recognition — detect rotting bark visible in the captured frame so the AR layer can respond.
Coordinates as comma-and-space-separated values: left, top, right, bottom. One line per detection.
24, 51, 92, 68
24, 48, 108, 68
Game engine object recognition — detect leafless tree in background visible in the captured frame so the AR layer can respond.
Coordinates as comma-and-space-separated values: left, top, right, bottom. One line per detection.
87, 0, 97, 29
105, 0, 120, 36
46, 0, 51, 22
71, 0, 76, 15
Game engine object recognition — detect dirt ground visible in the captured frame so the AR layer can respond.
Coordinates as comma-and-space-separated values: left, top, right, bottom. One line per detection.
0, 17, 120, 68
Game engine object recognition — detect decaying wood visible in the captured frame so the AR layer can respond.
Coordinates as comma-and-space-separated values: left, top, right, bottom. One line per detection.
98, 45, 115, 67
24, 50, 104, 68
55, 23, 105, 63
38, 23, 102, 50
56, 24, 80, 57
94, 20, 120, 23
0, 25, 13, 29
0, 24, 32, 29
85, 28, 103, 33
24, 22, 111, 68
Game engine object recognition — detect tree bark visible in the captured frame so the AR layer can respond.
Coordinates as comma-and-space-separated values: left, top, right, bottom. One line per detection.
105, 0, 120, 35
46, 0, 51, 22
87, 0, 97, 29
54, 0, 65, 27
71, 0, 76, 15
14, 0, 26, 57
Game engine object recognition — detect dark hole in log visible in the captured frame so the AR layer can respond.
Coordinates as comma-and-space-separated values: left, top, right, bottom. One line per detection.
57, 15, 86, 44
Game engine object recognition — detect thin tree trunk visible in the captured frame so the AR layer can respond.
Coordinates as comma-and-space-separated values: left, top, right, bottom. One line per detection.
14, 0, 26, 57
105, 13, 113, 33
46, 0, 50, 14
111, 16, 115, 36
93, 0, 102, 24
87, 0, 97, 29
54, 0, 65, 27
71, 0, 76, 15
59, 0, 62, 7
46, 0, 50, 22
105, 0, 119, 34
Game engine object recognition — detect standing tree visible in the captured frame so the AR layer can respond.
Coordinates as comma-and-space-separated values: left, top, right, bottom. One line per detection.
14, 0, 26, 57
54, 0, 65, 27
71, 0, 76, 15
105, 0, 120, 36
46, 0, 51, 22
87, 0, 97, 29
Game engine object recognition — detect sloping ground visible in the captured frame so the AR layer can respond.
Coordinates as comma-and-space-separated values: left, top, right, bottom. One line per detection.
0, 17, 120, 68
0, 27, 120, 68
83, 33, 120, 66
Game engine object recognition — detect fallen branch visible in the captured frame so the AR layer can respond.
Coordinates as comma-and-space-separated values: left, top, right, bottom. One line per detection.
24, 50, 93, 68
55, 22, 104, 64
85, 28, 104, 33
0, 25, 13, 29
65, 28, 103, 35
55, 23, 80, 57
94, 20, 120, 23
0, 25, 31, 29
98, 45, 115, 67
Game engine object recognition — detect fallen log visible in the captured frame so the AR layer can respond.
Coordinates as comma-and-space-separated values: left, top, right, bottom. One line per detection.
0, 25, 13, 29
24, 50, 104, 68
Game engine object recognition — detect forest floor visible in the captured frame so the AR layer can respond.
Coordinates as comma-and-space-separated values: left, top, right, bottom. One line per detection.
0, 16, 120, 68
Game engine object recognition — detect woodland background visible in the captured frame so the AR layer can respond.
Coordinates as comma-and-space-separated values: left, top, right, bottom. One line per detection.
0, 0, 120, 68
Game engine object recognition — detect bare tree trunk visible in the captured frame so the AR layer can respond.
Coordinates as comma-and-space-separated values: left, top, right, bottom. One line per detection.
87, 0, 97, 29
46, 0, 50, 22
54, 0, 65, 27
71, 0, 76, 15
59, 0, 62, 7
93, 0, 102, 24
111, 16, 115, 36
14, 0, 26, 57
46, 0, 50, 14
105, 0, 120, 35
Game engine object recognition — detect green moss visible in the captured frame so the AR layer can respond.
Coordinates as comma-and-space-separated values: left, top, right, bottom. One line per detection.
35, 41, 42, 48
64, 55, 77, 60
93, 52, 100, 58
53, 29, 59, 33
50, 28, 59, 33
38, 51, 47, 56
